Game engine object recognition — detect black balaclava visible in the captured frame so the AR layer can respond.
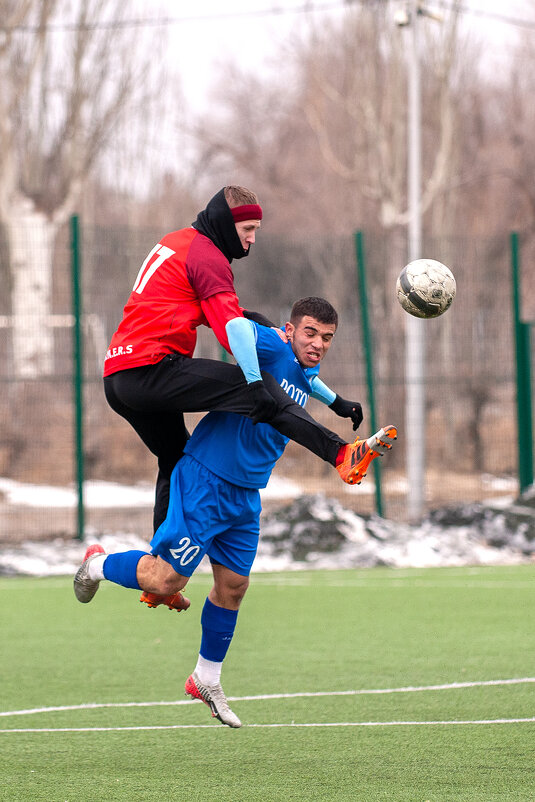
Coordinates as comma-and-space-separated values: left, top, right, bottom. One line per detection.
192, 188, 249, 263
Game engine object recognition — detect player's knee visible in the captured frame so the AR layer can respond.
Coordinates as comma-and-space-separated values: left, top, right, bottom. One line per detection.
226, 576, 249, 607
260, 371, 282, 399
261, 370, 293, 411
143, 556, 187, 595
158, 571, 187, 595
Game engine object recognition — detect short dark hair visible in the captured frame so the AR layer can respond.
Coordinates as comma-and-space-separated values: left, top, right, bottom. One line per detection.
290, 297, 338, 328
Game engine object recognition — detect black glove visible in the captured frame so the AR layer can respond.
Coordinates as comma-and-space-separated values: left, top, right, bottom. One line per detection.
329, 394, 363, 430
247, 380, 279, 425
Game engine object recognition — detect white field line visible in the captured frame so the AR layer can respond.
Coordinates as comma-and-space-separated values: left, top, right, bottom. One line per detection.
6, 580, 533, 592
250, 578, 535, 590
1, 677, 534, 719
3, 569, 533, 592
2, 718, 535, 734
250, 567, 522, 582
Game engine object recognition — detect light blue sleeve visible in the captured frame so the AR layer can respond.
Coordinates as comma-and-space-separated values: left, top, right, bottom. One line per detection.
225, 317, 262, 383
309, 375, 336, 405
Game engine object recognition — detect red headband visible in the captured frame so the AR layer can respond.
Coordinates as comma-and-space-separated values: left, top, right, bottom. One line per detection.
231, 204, 263, 223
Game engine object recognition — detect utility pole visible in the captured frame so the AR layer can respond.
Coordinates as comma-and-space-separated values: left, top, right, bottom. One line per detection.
406, 0, 426, 521
395, 0, 425, 520
396, 0, 442, 521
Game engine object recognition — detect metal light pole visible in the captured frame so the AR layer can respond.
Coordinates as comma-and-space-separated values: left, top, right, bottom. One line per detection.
404, 0, 426, 520
396, 2, 445, 519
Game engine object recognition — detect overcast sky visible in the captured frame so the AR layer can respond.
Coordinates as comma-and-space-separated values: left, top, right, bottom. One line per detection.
109, 0, 534, 194
146, 0, 533, 112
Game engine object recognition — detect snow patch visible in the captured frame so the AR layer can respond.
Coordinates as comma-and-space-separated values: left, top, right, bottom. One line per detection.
1, 481, 534, 577
0, 474, 300, 508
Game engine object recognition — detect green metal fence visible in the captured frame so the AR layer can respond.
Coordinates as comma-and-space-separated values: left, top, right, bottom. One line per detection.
0, 218, 532, 542
511, 232, 534, 493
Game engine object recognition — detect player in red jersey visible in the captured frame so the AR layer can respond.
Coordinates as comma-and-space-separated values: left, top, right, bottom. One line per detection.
103, 186, 367, 530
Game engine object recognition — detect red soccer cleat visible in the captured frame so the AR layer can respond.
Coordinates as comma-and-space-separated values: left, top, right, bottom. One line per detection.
139, 590, 191, 612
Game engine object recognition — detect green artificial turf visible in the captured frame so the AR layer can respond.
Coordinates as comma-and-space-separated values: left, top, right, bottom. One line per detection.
1, 565, 534, 801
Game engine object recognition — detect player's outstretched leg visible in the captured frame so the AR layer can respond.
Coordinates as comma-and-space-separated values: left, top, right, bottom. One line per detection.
139, 591, 190, 612
185, 671, 242, 728
336, 425, 397, 485
73, 544, 106, 603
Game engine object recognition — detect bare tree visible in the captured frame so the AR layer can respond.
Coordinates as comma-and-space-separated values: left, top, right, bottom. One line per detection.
0, 0, 163, 377
301, 2, 466, 230
189, 3, 471, 238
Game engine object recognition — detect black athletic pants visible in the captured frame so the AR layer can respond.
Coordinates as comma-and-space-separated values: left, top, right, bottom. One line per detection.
104, 354, 346, 532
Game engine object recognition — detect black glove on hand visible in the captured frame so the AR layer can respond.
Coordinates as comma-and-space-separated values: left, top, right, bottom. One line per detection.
247, 380, 279, 425
329, 394, 363, 430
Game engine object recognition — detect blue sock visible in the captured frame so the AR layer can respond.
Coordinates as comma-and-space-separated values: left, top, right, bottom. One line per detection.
200, 598, 238, 663
103, 550, 146, 590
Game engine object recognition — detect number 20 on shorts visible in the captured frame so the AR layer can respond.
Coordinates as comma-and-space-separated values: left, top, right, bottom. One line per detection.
169, 537, 200, 567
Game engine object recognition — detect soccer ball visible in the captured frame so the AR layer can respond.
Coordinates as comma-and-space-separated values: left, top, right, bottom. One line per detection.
396, 259, 456, 319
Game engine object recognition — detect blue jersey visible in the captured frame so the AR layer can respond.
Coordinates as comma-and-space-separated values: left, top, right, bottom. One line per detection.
183, 323, 320, 488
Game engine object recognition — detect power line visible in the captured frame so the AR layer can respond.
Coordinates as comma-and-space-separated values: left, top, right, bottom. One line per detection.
444, 2, 535, 30
2, 1, 535, 34
2, 1, 348, 33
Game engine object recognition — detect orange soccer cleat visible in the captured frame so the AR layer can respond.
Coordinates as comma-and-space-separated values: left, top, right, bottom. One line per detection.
139, 590, 191, 612
336, 425, 397, 485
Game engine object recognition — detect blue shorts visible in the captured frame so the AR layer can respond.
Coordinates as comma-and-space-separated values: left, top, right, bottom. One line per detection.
150, 455, 261, 577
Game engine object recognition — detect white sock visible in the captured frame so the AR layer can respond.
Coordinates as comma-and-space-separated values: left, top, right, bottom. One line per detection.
87, 554, 106, 581
195, 655, 222, 686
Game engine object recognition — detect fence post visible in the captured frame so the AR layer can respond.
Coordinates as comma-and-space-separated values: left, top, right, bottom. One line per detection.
70, 214, 85, 540
354, 230, 383, 517
510, 231, 534, 494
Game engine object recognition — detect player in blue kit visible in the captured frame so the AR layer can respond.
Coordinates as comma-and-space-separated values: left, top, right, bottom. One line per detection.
74, 297, 397, 727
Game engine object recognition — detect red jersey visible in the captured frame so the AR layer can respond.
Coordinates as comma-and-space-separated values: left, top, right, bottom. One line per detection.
103, 228, 242, 376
